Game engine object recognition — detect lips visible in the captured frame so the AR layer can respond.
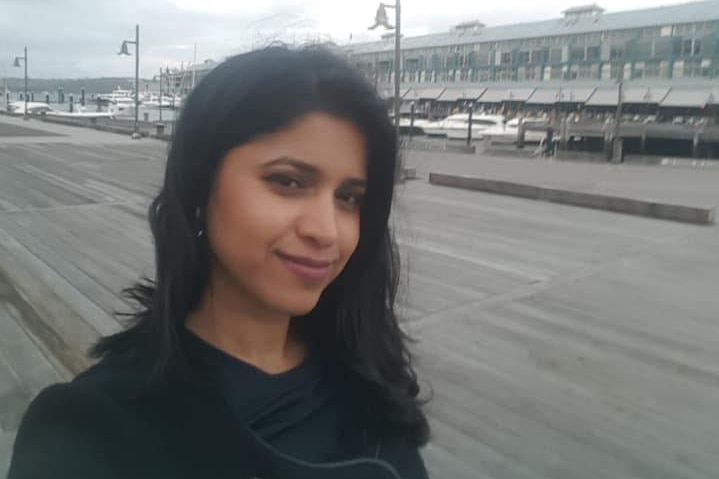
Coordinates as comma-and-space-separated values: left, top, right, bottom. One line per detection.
276, 251, 335, 284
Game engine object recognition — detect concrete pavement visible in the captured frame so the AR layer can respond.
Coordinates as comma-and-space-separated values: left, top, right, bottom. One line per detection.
1, 119, 718, 478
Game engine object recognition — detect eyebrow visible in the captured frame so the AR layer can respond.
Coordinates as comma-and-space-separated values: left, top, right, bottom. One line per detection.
263, 157, 367, 187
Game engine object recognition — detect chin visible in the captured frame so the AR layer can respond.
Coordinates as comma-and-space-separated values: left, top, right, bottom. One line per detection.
274, 291, 324, 317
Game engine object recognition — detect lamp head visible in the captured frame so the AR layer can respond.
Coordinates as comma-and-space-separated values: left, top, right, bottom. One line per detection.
118, 41, 131, 56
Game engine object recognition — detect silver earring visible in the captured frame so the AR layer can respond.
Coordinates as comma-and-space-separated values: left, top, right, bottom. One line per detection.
195, 206, 204, 238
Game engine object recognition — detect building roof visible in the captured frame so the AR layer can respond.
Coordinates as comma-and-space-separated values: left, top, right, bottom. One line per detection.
346, 1, 719, 55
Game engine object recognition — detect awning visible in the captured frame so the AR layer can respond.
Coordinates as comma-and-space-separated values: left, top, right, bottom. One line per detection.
404, 87, 446, 101
660, 89, 714, 108
377, 86, 411, 99
623, 87, 670, 104
526, 88, 561, 104
437, 87, 486, 102
586, 88, 619, 106
556, 87, 596, 103
478, 88, 535, 103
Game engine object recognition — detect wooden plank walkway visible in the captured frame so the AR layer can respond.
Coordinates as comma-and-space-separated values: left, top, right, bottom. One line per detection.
1, 121, 718, 478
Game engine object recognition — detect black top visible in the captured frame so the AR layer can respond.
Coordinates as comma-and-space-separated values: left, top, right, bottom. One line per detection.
8, 331, 428, 479
183, 329, 349, 462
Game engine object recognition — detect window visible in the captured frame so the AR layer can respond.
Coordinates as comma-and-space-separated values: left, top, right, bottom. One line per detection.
610, 46, 624, 60
684, 59, 710, 77
549, 48, 562, 63
531, 49, 547, 64
495, 66, 514, 81
518, 51, 530, 65
644, 61, 661, 78
569, 46, 585, 62
477, 51, 491, 65
586, 46, 600, 60
501, 52, 512, 64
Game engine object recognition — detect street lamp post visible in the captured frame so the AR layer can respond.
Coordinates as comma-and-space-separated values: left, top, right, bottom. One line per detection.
118, 25, 140, 138
612, 55, 625, 163
369, 1, 401, 142
159, 68, 163, 123
13, 47, 28, 121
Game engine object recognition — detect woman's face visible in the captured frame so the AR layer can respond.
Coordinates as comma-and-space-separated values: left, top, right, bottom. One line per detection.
206, 112, 367, 317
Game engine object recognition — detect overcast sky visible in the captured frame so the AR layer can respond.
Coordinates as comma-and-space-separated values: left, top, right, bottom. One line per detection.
0, 0, 693, 78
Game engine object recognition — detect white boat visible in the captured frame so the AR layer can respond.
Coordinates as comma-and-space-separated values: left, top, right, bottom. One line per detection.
142, 93, 181, 109
421, 114, 506, 139
7, 101, 116, 119
482, 118, 548, 144
392, 112, 433, 135
441, 114, 506, 140
98, 87, 137, 111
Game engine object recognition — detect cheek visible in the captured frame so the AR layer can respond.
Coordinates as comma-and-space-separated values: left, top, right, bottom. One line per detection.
338, 214, 362, 266
207, 172, 281, 266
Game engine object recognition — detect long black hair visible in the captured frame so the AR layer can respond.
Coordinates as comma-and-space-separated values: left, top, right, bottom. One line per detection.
91, 45, 429, 446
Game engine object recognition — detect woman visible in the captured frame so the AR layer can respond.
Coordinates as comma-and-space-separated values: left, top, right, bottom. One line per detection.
9, 46, 430, 479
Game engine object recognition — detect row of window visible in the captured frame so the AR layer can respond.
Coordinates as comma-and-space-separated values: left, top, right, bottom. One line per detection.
361, 37, 708, 72
367, 60, 715, 83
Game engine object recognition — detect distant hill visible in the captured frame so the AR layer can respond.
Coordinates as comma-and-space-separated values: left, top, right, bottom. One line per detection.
2, 77, 158, 95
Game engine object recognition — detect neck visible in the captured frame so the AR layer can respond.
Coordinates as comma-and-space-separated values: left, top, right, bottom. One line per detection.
185, 265, 305, 375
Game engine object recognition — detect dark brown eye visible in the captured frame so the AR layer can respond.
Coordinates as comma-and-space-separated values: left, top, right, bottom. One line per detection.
267, 174, 303, 189
338, 191, 364, 210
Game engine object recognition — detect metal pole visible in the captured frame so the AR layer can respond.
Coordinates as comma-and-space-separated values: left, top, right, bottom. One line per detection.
612, 59, 624, 163
159, 68, 163, 123
24, 47, 28, 120
393, 0, 401, 143
134, 24, 140, 136
409, 101, 415, 142
467, 103, 474, 146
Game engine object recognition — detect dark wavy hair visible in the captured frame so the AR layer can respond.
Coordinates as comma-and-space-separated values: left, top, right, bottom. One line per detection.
91, 45, 429, 446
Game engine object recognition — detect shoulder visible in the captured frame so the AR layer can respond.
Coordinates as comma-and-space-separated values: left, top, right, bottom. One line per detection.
8, 355, 159, 479
378, 436, 429, 479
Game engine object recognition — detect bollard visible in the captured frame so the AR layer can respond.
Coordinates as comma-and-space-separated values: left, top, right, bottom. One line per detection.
45, 93, 50, 104
30, 92, 35, 102
81, 88, 86, 107
692, 131, 701, 158
612, 137, 624, 163
69, 95, 74, 113
517, 119, 526, 149
5, 92, 9, 107
559, 118, 569, 150
604, 132, 612, 161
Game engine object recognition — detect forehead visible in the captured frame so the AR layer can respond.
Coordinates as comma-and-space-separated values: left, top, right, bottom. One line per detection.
227, 112, 368, 179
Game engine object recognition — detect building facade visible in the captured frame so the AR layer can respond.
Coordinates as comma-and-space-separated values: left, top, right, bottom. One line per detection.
345, 1, 719, 86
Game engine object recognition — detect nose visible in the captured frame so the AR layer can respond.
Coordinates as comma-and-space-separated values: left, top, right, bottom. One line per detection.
296, 192, 339, 247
